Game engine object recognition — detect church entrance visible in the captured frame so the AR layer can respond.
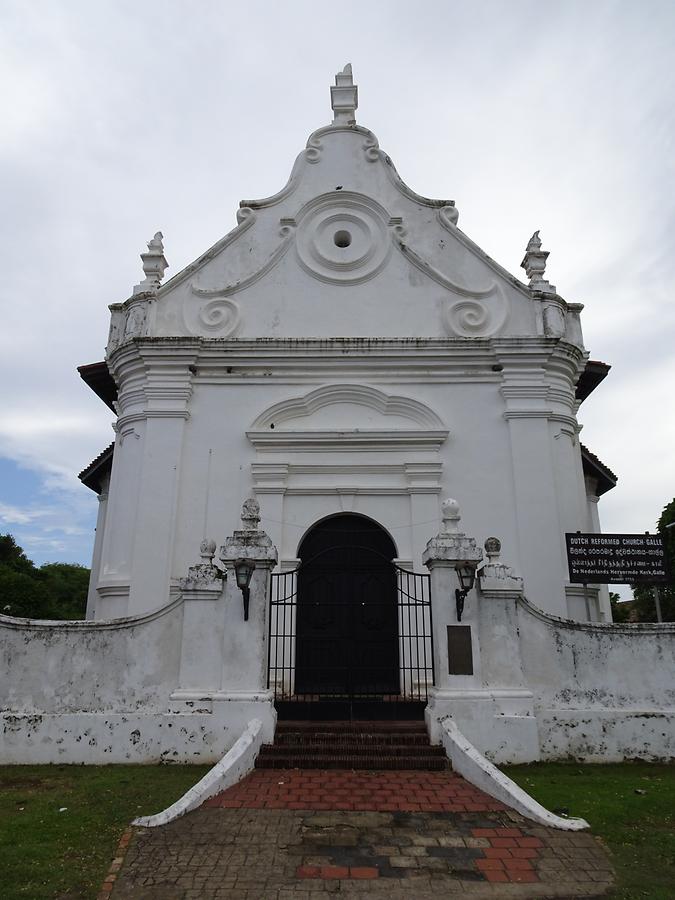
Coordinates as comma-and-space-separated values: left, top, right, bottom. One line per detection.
268, 514, 434, 720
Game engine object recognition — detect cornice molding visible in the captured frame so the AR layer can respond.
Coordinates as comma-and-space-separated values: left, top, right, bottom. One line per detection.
246, 429, 448, 452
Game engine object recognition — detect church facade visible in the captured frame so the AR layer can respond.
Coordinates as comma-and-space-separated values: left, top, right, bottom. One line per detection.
81, 64, 612, 626
2, 67, 673, 767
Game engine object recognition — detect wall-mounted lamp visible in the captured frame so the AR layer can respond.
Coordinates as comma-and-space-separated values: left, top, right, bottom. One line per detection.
455, 564, 476, 622
233, 558, 256, 621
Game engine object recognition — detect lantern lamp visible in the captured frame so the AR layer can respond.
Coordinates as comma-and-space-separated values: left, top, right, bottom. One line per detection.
233, 558, 256, 621
455, 563, 476, 622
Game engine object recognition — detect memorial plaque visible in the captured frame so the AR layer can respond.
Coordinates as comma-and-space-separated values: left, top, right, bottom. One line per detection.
565, 533, 670, 584
447, 625, 473, 675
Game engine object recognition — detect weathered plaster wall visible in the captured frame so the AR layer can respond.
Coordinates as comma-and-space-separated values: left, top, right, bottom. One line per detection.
517, 597, 675, 761
0, 597, 274, 764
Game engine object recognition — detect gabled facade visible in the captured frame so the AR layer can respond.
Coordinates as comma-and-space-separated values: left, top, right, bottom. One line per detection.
82, 65, 612, 623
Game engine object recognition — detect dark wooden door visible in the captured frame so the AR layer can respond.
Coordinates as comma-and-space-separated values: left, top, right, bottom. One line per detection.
295, 515, 399, 696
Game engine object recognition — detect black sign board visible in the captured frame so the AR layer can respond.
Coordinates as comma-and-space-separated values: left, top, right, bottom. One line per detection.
565, 533, 670, 584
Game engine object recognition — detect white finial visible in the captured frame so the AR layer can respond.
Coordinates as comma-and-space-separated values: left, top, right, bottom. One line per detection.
520, 230, 555, 293
133, 231, 168, 295
331, 63, 358, 125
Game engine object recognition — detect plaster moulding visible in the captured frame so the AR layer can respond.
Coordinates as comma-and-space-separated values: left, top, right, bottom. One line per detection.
293, 192, 395, 285
249, 383, 447, 431
251, 461, 444, 495
246, 430, 448, 453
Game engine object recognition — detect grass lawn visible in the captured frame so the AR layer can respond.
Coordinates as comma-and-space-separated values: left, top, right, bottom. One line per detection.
504, 763, 675, 899
0, 764, 209, 899
0, 762, 673, 898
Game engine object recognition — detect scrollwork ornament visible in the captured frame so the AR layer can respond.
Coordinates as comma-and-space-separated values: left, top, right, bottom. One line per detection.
442, 291, 508, 338
439, 204, 459, 228
363, 136, 380, 162
305, 135, 323, 164
198, 298, 241, 336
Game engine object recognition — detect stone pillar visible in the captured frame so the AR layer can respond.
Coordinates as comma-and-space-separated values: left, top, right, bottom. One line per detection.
422, 499, 483, 692
423, 499, 484, 743
422, 505, 540, 763
476, 538, 540, 761
216, 500, 278, 739
174, 540, 225, 697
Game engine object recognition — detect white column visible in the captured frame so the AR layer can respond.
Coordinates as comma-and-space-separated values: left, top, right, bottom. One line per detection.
85, 479, 109, 619
127, 349, 196, 614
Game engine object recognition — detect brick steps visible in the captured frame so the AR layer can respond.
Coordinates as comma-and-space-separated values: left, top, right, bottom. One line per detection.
256, 720, 448, 771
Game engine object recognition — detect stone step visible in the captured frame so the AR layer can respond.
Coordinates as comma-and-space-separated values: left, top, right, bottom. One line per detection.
276, 720, 428, 732
255, 753, 449, 770
259, 742, 446, 758
273, 732, 432, 746
257, 719, 447, 771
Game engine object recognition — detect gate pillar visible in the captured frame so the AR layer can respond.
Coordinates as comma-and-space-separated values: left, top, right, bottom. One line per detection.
219, 499, 278, 700
172, 499, 278, 743
423, 499, 483, 706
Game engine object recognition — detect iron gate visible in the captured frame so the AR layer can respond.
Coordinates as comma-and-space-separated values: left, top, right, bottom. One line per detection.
267, 560, 434, 715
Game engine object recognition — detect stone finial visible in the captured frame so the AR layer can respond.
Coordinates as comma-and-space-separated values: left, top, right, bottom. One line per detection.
199, 538, 217, 563
484, 536, 501, 563
520, 230, 555, 294
441, 498, 462, 535
422, 498, 483, 568
181, 537, 223, 590
133, 231, 168, 295
331, 63, 358, 125
240, 498, 261, 531
478, 536, 523, 591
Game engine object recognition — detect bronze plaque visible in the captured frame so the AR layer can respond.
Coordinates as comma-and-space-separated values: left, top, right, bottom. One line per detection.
447, 625, 473, 675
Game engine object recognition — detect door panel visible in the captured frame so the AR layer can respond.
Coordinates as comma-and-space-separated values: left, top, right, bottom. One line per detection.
295, 515, 399, 696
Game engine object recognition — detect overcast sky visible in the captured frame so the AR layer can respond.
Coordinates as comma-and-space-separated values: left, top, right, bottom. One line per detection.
0, 0, 673, 582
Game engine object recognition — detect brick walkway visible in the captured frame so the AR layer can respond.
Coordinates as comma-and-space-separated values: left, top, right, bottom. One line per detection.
108, 769, 614, 898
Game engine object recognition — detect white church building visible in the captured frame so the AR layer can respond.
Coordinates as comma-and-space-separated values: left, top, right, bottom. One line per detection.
1, 67, 673, 766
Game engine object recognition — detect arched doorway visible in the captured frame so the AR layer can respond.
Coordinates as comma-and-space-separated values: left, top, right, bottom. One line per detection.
295, 514, 399, 698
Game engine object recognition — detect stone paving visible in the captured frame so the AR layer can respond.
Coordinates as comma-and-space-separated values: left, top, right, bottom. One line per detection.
107, 769, 615, 899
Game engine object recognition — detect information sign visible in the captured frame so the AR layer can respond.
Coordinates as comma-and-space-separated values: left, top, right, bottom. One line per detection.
565, 533, 670, 584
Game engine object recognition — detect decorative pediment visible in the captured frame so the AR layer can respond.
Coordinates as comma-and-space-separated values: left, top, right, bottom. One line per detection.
250, 384, 446, 430
247, 384, 448, 452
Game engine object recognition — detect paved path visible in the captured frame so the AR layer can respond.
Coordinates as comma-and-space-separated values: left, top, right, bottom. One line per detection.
106, 769, 614, 899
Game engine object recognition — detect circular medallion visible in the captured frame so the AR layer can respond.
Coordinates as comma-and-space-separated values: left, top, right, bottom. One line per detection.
295, 197, 391, 284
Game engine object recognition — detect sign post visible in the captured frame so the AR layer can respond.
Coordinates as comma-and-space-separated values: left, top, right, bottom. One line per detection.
565, 532, 670, 621
565, 532, 670, 585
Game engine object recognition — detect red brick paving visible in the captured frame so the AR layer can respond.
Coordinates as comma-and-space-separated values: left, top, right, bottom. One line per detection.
201, 770, 549, 884
204, 767, 508, 813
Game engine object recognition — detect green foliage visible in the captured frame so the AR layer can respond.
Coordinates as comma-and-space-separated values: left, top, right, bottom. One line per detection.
37, 563, 90, 619
0, 534, 36, 576
609, 590, 633, 623
0, 534, 89, 620
631, 498, 675, 622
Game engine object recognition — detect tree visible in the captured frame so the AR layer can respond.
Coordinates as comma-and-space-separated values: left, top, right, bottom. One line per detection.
0, 534, 90, 620
0, 534, 36, 576
609, 590, 633, 623
631, 499, 675, 622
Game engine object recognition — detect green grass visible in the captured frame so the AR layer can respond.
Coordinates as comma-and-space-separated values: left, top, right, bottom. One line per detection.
503, 763, 675, 899
0, 764, 209, 899
1, 763, 673, 898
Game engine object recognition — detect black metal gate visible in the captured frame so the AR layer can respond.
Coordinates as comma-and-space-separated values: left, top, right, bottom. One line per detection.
267, 560, 434, 720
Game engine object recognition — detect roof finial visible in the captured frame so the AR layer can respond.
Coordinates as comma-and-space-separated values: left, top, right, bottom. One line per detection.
520, 230, 555, 293
331, 63, 358, 125
133, 231, 169, 295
